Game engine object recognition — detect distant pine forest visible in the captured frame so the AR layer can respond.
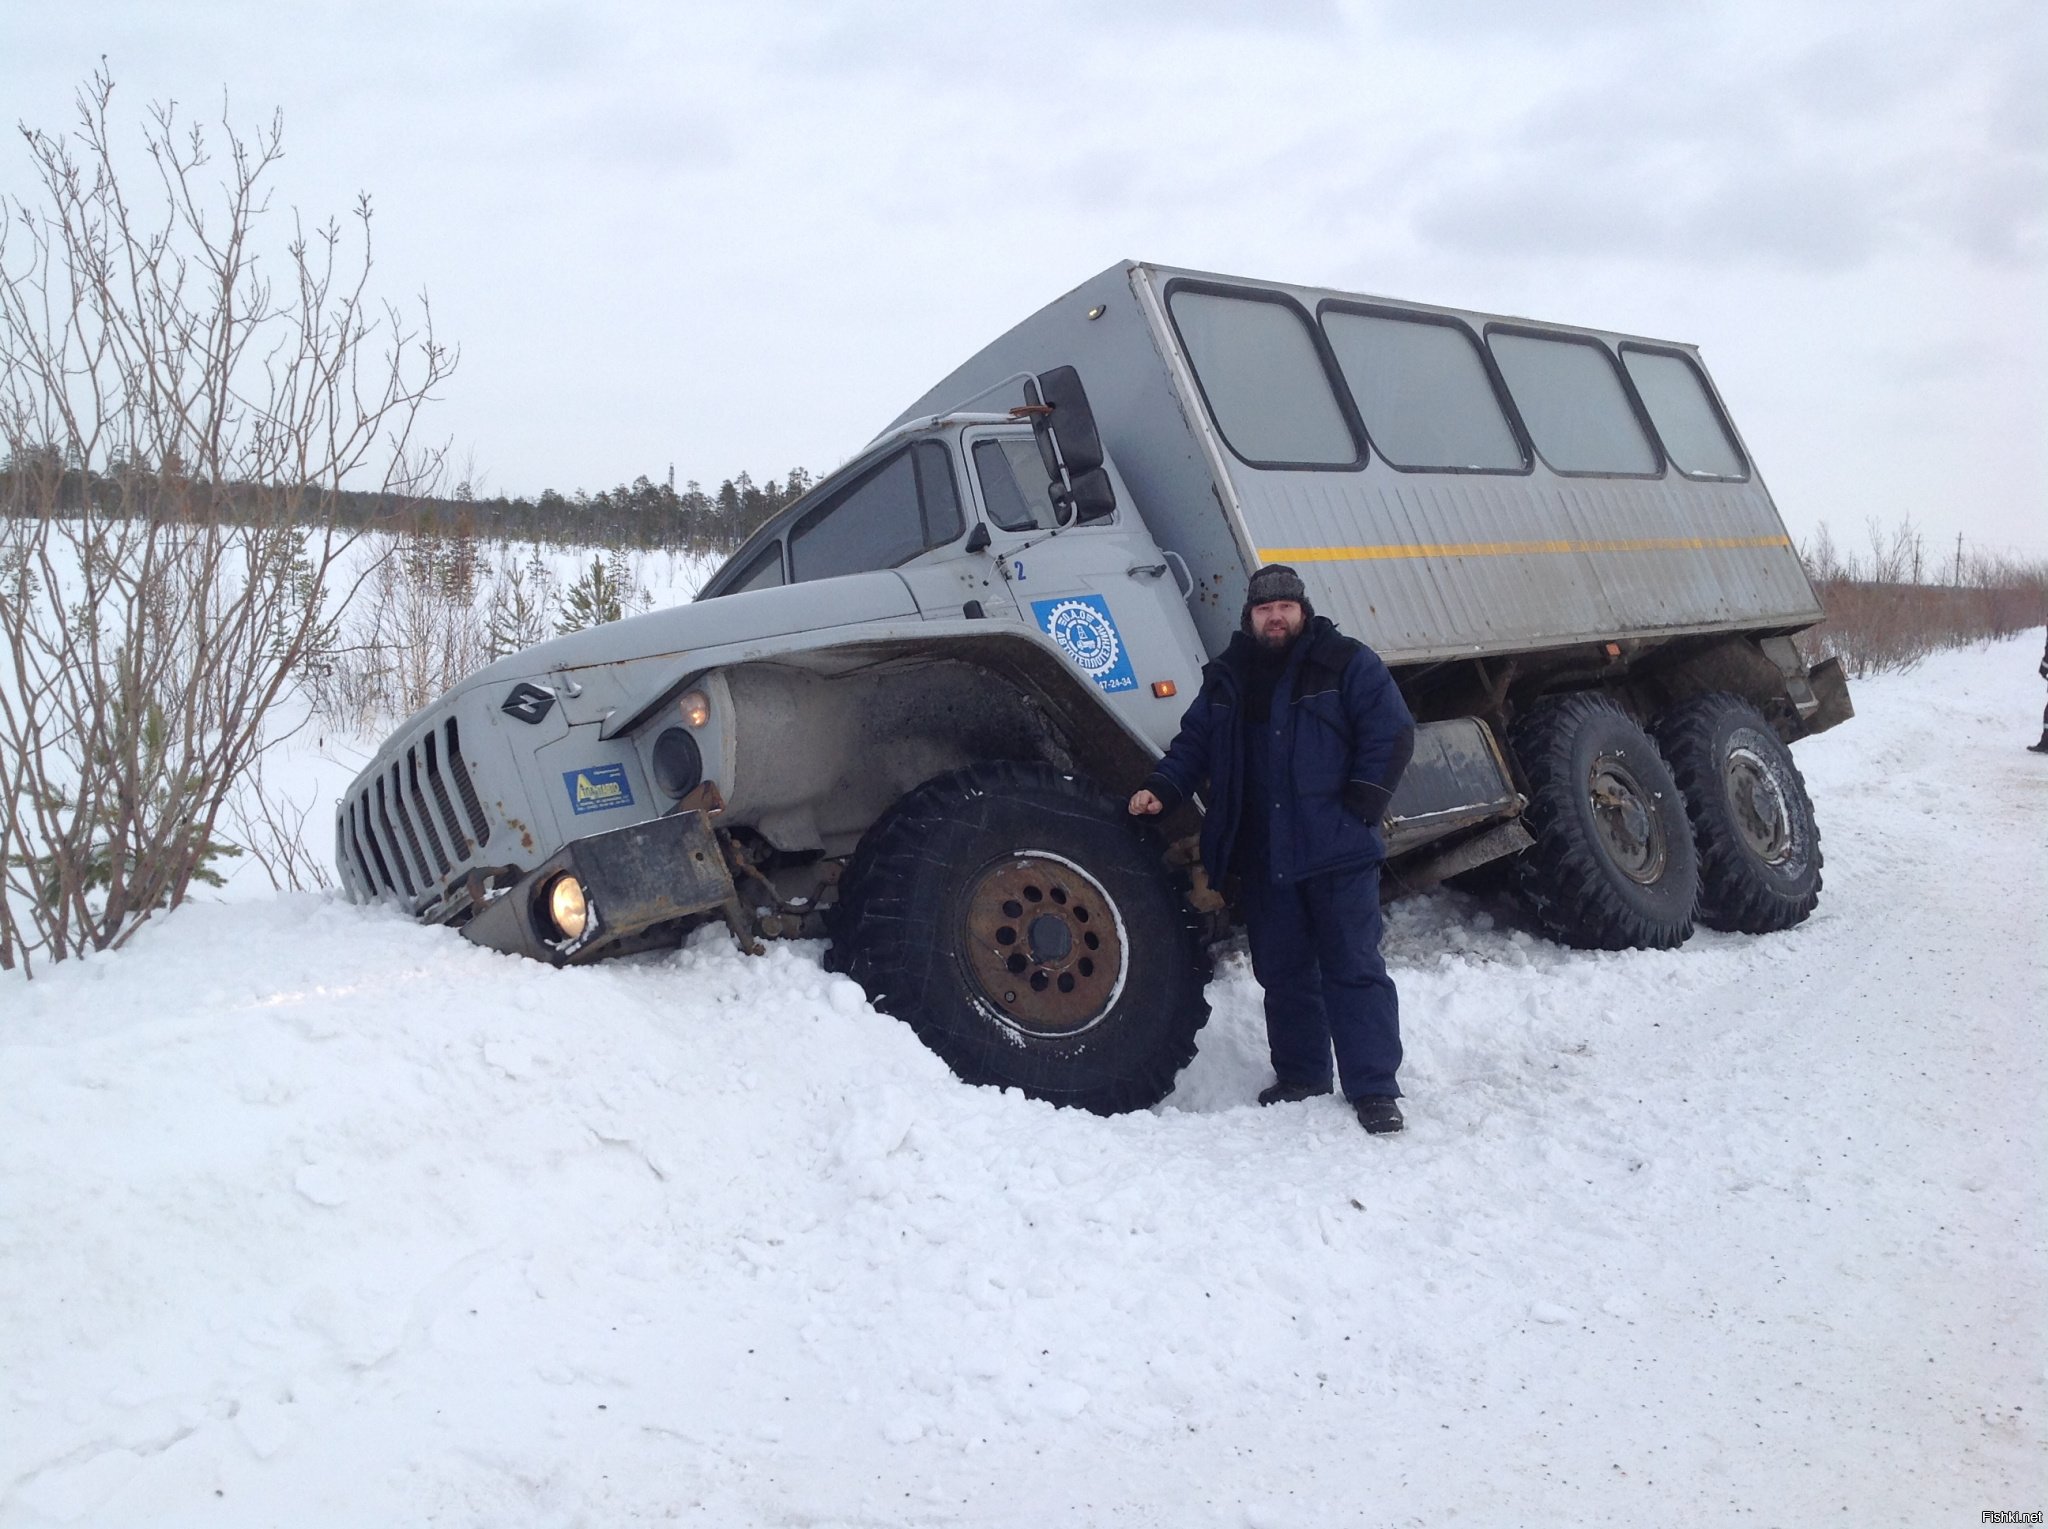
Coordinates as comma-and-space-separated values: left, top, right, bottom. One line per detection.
405, 469, 819, 555
0, 459, 817, 560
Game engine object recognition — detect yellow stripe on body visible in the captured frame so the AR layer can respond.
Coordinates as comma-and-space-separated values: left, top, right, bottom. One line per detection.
1259, 535, 1792, 563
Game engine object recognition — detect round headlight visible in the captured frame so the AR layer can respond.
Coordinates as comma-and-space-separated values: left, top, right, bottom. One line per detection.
651, 726, 704, 798
545, 874, 588, 940
678, 689, 711, 728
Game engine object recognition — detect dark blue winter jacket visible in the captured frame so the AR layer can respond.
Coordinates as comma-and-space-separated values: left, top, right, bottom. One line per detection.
1141, 617, 1415, 888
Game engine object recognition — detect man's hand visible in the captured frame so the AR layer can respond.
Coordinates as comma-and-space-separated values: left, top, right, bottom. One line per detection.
1128, 788, 1164, 815
1343, 779, 1394, 828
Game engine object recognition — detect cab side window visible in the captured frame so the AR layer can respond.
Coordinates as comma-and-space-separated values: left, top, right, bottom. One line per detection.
915, 441, 964, 546
725, 542, 784, 592
972, 437, 1064, 531
788, 442, 964, 584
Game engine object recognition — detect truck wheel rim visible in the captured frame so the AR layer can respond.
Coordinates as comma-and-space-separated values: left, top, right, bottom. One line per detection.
1724, 742, 1793, 864
1587, 756, 1668, 885
959, 852, 1129, 1037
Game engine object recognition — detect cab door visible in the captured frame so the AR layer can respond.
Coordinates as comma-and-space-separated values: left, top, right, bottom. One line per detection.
961, 426, 1204, 754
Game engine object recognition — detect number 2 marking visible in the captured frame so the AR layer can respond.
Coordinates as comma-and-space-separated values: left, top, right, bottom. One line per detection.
1013, 559, 1027, 580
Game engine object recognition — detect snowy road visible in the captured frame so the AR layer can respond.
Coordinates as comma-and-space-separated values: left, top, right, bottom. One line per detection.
3, 638, 2043, 1527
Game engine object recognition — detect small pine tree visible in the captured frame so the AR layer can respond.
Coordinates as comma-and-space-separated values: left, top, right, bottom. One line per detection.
604, 545, 649, 616
12, 695, 243, 912
485, 550, 556, 659
555, 555, 625, 635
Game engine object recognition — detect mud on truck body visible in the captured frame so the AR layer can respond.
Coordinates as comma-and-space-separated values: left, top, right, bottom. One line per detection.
337, 260, 1851, 1113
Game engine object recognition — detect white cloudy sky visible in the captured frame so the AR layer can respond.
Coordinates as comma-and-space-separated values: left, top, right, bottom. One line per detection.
5, 0, 2044, 560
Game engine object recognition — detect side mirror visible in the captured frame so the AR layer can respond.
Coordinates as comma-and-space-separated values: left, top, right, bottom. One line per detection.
1069, 467, 1115, 524
1021, 365, 1115, 526
1027, 365, 1104, 475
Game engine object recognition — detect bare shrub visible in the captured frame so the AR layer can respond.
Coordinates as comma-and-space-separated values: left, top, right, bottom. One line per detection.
223, 747, 334, 894
0, 71, 451, 972
340, 533, 486, 725
310, 537, 566, 731
1798, 518, 2048, 676
1860, 515, 1926, 587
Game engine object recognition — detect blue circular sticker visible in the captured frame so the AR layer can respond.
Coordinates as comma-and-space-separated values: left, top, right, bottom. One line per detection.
1045, 598, 1121, 677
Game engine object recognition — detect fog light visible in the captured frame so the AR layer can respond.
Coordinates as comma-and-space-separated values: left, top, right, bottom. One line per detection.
678, 689, 711, 728
545, 874, 588, 940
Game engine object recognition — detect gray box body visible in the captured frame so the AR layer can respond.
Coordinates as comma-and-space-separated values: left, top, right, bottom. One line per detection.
889, 260, 1821, 665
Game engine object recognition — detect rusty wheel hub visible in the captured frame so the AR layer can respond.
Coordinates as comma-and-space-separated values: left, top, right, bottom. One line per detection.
959, 853, 1127, 1037
1588, 756, 1668, 886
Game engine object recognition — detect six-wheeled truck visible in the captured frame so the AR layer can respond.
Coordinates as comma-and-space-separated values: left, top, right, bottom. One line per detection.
337, 261, 1851, 1112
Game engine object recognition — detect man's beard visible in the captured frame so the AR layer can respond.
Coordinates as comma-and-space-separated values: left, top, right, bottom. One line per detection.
1254, 625, 1297, 653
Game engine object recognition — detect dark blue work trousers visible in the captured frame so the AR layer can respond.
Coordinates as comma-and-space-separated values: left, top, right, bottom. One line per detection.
1241, 865, 1402, 1100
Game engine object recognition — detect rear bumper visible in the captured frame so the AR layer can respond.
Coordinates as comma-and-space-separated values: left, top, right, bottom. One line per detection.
1795, 656, 1854, 738
459, 810, 741, 966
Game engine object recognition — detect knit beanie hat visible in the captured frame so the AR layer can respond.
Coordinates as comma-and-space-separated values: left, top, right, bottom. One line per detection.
1241, 563, 1313, 632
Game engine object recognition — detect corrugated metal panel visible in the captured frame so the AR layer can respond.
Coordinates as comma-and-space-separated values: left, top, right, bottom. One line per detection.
1232, 470, 1817, 663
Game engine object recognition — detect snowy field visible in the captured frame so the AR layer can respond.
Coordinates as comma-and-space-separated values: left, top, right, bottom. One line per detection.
3, 637, 2043, 1527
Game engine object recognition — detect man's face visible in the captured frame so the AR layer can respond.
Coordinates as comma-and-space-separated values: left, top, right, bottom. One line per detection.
1250, 599, 1305, 651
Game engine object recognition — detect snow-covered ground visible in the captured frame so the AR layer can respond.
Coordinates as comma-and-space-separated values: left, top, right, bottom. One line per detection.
3, 637, 2043, 1528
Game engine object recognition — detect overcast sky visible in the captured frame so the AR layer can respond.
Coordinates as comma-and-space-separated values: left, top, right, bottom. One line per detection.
5, 0, 2043, 560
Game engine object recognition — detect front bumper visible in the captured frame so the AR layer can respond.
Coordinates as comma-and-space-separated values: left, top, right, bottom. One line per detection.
459, 809, 743, 966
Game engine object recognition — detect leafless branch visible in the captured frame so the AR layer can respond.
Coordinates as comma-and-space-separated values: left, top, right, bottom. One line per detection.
0, 68, 455, 971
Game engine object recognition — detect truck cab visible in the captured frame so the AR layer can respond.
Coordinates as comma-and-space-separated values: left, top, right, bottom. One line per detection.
700, 413, 1205, 755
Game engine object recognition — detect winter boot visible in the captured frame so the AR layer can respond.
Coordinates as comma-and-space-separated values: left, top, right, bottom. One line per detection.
1257, 1078, 1334, 1106
2029, 733, 2048, 754
1353, 1096, 1405, 1135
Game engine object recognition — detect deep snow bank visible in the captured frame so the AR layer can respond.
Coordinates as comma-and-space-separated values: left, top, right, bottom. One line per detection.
3, 637, 2043, 1527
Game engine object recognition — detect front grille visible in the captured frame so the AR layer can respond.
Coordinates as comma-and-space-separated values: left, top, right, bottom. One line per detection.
444, 717, 492, 848
421, 729, 472, 860
374, 775, 421, 897
344, 716, 495, 908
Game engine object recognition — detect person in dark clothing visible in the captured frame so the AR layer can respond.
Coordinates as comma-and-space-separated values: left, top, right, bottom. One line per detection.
1129, 564, 1416, 1134
2030, 627, 2048, 755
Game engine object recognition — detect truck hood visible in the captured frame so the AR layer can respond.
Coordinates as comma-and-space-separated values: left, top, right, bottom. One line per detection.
429, 569, 922, 728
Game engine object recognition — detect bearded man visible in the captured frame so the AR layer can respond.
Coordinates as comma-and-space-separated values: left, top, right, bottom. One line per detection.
1130, 564, 1416, 1134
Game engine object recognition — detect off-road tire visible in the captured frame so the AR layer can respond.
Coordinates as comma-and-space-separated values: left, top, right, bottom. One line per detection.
1653, 693, 1822, 933
831, 761, 1210, 1113
1510, 693, 1698, 950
